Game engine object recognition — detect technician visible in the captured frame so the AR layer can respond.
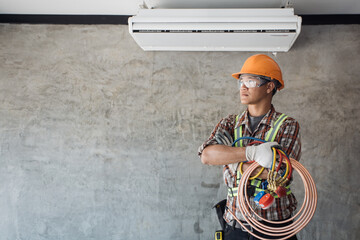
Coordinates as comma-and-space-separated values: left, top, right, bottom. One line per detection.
198, 54, 301, 240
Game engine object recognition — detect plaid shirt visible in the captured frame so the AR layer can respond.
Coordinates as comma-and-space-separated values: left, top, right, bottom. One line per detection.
198, 105, 301, 222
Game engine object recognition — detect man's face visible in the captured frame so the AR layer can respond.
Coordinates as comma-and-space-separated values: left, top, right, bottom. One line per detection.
238, 74, 271, 105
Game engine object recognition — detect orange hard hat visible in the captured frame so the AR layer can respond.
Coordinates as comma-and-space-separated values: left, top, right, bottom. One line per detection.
232, 54, 284, 90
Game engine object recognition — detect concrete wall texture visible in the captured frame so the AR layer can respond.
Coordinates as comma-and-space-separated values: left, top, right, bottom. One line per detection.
0, 23, 359, 240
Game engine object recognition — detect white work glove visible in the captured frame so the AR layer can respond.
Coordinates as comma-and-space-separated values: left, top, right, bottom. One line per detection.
245, 142, 280, 169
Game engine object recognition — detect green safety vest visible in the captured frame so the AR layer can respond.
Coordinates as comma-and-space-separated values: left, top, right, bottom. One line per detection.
228, 113, 292, 198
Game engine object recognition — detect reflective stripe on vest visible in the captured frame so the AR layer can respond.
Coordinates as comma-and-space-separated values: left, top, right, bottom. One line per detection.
228, 171, 262, 197
229, 113, 289, 198
264, 113, 288, 142
234, 115, 243, 147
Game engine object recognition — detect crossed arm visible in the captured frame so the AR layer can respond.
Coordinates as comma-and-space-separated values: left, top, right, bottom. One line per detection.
201, 144, 269, 179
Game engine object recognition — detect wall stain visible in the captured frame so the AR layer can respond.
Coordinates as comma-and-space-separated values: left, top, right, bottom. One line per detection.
201, 181, 220, 189
194, 220, 203, 234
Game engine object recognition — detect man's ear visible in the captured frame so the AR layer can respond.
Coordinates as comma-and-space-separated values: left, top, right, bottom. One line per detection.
266, 82, 275, 94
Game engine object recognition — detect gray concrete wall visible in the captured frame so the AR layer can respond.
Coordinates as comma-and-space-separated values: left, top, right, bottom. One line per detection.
0, 23, 359, 240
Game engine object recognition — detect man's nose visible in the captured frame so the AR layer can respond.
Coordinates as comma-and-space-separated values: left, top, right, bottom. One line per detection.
240, 82, 248, 90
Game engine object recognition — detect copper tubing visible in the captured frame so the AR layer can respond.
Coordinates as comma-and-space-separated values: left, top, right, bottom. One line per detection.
228, 159, 317, 240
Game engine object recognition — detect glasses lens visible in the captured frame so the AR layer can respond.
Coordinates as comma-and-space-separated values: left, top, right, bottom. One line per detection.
238, 80, 258, 89
238, 75, 269, 89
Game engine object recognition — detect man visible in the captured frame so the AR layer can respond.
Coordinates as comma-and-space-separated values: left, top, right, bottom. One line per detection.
198, 54, 301, 240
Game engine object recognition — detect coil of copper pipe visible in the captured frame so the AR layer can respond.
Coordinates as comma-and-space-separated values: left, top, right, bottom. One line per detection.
228, 159, 317, 240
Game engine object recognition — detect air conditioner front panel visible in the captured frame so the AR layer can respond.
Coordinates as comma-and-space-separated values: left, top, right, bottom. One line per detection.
131, 32, 298, 52
131, 22, 297, 32
134, 8, 296, 18
131, 16, 299, 23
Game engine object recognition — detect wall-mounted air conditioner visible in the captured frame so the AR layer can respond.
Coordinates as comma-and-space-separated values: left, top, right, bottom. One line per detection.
128, 8, 302, 52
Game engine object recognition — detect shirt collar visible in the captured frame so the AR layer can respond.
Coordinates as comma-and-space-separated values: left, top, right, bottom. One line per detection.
236, 105, 277, 129
258, 105, 277, 128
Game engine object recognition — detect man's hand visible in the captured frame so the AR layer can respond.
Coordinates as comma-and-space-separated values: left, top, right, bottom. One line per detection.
245, 142, 279, 169
214, 130, 233, 146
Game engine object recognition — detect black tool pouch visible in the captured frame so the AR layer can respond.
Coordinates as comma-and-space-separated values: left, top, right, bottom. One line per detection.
212, 199, 227, 230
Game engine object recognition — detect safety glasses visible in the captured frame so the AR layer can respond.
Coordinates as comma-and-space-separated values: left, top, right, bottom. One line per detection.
238, 75, 269, 89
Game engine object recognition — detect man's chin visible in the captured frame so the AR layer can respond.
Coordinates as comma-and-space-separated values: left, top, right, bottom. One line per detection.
240, 98, 249, 104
